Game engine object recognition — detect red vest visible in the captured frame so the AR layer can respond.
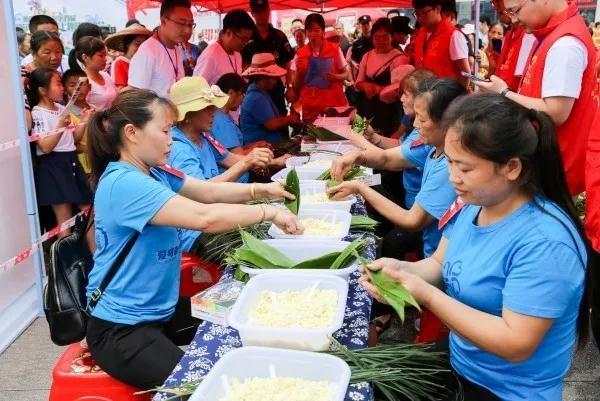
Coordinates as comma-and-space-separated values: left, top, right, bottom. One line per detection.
585, 51, 600, 251
496, 26, 526, 91
296, 41, 348, 122
519, 3, 597, 195
412, 18, 461, 80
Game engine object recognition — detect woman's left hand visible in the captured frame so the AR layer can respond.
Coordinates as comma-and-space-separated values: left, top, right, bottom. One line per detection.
472, 74, 508, 94
258, 182, 296, 201
382, 267, 435, 307
327, 180, 364, 200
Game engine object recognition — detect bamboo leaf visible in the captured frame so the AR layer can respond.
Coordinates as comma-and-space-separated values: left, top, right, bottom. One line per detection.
240, 230, 295, 267
291, 251, 342, 269
330, 238, 366, 270
283, 168, 300, 215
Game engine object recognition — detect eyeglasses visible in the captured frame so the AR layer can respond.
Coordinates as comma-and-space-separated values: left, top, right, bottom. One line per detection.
503, 0, 529, 18
412, 7, 433, 18
232, 30, 252, 44
165, 17, 196, 29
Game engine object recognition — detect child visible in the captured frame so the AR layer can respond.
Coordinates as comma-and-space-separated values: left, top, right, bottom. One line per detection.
75, 36, 117, 110
104, 24, 152, 91
27, 68, 92, 238
62, 69, 92, 174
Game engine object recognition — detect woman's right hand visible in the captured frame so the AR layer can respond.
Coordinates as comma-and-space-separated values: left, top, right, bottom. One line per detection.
330, 151, 361, 181
268, 205, 304, 235
357, 257, 406, 304
243, 147, 273, 170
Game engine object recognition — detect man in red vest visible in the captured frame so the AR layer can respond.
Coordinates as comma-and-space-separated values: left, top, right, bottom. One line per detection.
475, 0, 597, 196
492, 0, 536, 91
410, 0, 470, 84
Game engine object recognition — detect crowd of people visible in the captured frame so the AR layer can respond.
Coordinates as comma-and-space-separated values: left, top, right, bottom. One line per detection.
15, 0, 600, 399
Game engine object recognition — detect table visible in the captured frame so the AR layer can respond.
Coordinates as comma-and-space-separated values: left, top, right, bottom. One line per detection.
154, 201, 375, 401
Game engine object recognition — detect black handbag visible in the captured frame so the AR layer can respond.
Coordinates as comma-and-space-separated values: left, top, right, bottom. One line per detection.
44, 208, 139, 346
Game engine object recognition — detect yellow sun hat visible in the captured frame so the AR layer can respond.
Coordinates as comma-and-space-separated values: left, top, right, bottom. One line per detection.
169, 76, 229, 122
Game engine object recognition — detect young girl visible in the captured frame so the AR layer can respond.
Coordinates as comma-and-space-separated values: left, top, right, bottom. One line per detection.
329, 78, 465, 259
75, 36, 117, 110
105, 24, 152, 91
361, 93, 592, 400
27, 68, 92, 238
62, 69, 92, 174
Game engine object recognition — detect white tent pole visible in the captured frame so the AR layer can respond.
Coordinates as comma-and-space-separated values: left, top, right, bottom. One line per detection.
473, 0, 480, 75
2, 0, 46, 316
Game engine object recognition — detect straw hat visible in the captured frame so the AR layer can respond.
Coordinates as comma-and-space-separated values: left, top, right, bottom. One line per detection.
242, 53, 287, 77
379, 64, 415, 104
104, 24, 153, 52
170, 76, 229, 122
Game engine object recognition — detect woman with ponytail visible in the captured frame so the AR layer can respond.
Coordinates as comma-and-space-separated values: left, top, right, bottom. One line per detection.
360, 93, 592, 400
85, 89, 303, 390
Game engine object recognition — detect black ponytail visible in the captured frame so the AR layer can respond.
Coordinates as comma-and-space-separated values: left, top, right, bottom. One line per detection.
87, 89, 176, 188
443, 93, 593, 348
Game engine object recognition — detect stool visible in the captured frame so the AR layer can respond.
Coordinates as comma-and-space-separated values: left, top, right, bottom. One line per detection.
414, 308, 450, 343
49, 342, 151, 401
180, 252, 222, 297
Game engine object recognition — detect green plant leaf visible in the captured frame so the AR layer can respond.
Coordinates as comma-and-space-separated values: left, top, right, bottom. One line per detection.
283, 168, 300, 215
331, 237, 367, 269
291, 251, 342, 269
240, 230, 295, 267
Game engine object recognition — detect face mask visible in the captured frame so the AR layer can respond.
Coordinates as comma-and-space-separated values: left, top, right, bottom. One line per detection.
491, 38, 503, 53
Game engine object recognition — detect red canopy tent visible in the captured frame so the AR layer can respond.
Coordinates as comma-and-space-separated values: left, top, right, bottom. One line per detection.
126, 0, 412, 18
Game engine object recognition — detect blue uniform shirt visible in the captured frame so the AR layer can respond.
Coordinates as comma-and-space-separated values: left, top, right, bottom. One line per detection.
400, 128, 432, 208
443, 197, 586, 400
414, 148, 456, 257
87, 162, 184, 324
240, 83, 284, 145
210, 109, 243, 149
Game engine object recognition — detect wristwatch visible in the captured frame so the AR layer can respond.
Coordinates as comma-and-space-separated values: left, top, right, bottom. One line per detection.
500, 87, 511, 97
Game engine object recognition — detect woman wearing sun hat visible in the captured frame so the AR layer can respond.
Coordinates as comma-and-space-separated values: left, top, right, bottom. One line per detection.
104, 24, 153, 90
239, 52, 300, 145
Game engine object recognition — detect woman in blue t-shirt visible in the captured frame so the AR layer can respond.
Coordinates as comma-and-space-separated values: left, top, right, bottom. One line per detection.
329, 78, 465, 259
84, 89, 303, 390
360, 94, 593, 400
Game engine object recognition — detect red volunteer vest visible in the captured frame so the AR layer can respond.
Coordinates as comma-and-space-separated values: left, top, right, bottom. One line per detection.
519, 3, 597, 195
585, 53, 600, 251
296, 41, 349, 122
412, 18, 461, 80
496, 26, 526, 91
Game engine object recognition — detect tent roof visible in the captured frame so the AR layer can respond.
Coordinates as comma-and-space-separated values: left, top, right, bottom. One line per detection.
127, 0, 412, 18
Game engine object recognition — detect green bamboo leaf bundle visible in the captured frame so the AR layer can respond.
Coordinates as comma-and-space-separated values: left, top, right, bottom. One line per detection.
351, 114, 374, 135
226, 232, 367, 271
283, 168, 300, 215
354, 252, 420, 322
350, 215, 379, 232
317, 165, 365, 181
306, 124, 347, 141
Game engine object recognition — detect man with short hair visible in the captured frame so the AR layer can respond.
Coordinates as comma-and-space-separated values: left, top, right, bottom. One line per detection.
334, 22, 351, 55
242, 0, 294, 115
193, 9, 255, 84
128, 0, 190, 96
390, 16, 414, 50
410, 0, 470, 84
347, 15, 373, 64
479, 15, 492, 47
21, 15, 70, 71
475, 0, 597, 196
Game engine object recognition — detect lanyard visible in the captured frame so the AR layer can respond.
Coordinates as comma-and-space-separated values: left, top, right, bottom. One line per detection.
218, 41, 237, 73
155, 33, 179, 79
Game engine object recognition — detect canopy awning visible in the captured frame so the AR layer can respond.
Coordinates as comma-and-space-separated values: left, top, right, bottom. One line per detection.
127, 0, 412, 18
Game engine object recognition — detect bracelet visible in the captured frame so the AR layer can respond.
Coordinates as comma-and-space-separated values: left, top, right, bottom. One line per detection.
259, 204, 267, 223
250, 183, 257, 200
500, 87, 511, 97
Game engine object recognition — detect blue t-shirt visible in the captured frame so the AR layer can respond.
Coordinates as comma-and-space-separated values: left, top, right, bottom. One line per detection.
443, 197, 586, 400
169, 126, 229, 181
240, 83, 284, 145
210, 109, 243, 149
87, 162, 185, 324
414, 148, 456, 257
400, 128, 432, 208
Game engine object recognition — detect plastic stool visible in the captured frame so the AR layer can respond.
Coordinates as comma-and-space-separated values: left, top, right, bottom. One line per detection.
414, 308, 450, 343
180, 252, 222, 297
49, 342, 151, 401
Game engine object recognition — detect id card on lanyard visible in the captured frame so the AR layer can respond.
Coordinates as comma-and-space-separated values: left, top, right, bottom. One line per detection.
155, 34, 180, 81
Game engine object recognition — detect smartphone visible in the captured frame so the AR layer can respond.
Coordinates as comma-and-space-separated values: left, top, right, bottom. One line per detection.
461, 71, 490, 83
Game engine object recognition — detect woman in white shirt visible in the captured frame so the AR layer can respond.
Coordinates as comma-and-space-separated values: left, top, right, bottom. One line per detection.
356, 18, 410, 136
75, 36, 118, 110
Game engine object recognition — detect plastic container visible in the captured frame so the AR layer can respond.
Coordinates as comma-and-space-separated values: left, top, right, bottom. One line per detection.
285, 153, 338, 169
268, 209, 351, 240
240, 239, 359, 280
228, 273, 348, 351
188, 346, 351, 401
298, 180, 355, 213
271, 167, 326, 182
